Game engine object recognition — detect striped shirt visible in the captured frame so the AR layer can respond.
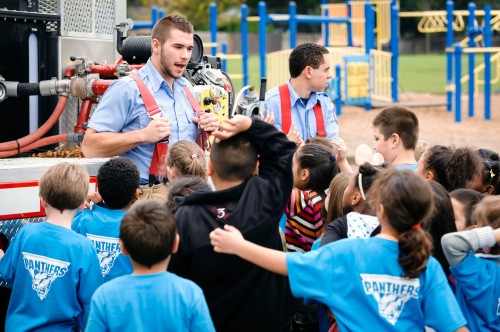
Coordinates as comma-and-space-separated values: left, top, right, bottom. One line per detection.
285, 189, 325, 252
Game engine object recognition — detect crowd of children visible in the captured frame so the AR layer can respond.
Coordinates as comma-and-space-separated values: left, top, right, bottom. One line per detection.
1, 105, 500, 331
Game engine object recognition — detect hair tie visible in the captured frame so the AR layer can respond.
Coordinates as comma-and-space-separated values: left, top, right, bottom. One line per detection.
329, 153, 336, 162
411, 224, 421, 229
358, 173, 366, 201
191, 154, 198, 160
490, 168, 495, 179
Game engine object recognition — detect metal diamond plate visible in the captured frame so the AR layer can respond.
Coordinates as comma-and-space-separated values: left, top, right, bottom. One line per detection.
0, 218, 47, 288
63, 0, 92, 33
45, 21, 59, 33
39, 0, 58, 14
95, 0, 115, 35
59, 95, 97, 135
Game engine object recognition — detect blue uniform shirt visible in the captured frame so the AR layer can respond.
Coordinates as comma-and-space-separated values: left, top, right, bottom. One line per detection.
0, 222, 103, 331
265, 81, 339, 140
86, 272, 215, 332
87, 59, 198, 183
72, 205, 133, 282
286, 237, 466, 332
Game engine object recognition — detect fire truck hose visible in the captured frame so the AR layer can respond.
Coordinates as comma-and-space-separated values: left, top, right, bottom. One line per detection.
0, 95, 68, 151
16, 83, 40, 96
0, 134, 68, 158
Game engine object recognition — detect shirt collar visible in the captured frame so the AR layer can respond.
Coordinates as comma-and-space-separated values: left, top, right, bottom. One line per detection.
144, 59, 187, 93
286, 80, 318, 107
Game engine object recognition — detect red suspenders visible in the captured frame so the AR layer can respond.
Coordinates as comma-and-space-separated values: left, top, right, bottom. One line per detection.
128, 73, 206, 184
278, 83, 326, 137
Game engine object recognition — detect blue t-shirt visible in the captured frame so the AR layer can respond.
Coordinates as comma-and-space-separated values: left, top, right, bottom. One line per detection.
451, 252, 500, 332
286, 237, 466, 332
395, 163, 419, 171
86, 272, 215, 332
72, 205, 133, 282
265, 81, 339, 140
0, 222, 103, 331
87, 59, 198, 183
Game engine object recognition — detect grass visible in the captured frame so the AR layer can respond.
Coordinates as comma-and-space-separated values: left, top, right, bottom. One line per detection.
224, 53, 500, 95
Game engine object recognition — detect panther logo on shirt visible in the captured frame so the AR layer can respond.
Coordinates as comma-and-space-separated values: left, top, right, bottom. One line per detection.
361, 274, 420, 325
22, 252, 70, 300
87, 233, 121, 277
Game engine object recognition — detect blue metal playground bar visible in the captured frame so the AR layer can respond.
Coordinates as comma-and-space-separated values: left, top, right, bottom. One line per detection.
446, 0, 454, 113
468, 2, 476, 118
484, 5, 492, 120
258, 1, 352, 80
133, 6, 164, 29
449, 1, 494, 122
390, 0, 399, 103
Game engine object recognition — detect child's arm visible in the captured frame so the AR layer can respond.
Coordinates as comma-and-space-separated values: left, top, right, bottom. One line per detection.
211, 115, 252, 142
210, 224, 288, 276
441, 226, 498, 266
0, 249, 4, 260
332, 137, 353, 174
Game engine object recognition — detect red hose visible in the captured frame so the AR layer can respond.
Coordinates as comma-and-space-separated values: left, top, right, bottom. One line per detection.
0, 95, 68, 151
0, 134, 68, 158
74, 99, 94, 134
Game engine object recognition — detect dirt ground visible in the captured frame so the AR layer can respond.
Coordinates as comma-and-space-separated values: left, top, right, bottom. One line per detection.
338, 92, 500, 160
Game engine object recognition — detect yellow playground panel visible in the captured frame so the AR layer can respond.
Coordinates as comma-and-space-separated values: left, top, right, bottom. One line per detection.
345, 61, 369, 100
323, 0, 392, 50
370, 50, 392, 103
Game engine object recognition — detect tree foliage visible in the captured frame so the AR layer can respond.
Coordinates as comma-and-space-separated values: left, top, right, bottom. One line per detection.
127, 0, 244, 30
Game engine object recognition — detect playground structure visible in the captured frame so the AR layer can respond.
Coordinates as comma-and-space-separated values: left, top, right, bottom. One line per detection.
132, 1, 400, 111
132, 1, 499, 120
400, 1, 500, 122
206, 0, 399, 111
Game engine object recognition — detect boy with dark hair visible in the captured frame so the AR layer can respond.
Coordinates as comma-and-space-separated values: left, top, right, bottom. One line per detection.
265, 43, 339, 143
209, 134, 258, 181
169, 115, 296, 331
372, 105, 419, 170
0, 163, 103, 331
72, 157, 140, 282
86, 200, 214, 331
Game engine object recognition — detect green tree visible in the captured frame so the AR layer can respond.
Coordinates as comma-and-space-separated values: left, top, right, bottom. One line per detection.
166, 0, 244, 30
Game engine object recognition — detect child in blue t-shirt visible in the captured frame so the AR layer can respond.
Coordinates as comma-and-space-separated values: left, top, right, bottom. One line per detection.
72, 157, 140, 282
210, 169, 468, 332
86, 200, 215, 332
442, 195, 500, 332
0, 163, 103, 331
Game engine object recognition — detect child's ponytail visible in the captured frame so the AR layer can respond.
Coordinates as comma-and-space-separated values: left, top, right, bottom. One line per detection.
369, 169, 434, 278
398, 226, 433, 278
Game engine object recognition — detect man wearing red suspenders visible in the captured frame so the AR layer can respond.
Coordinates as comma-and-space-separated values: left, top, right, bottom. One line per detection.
82, 15, 218, 201
265, 43, 339, 145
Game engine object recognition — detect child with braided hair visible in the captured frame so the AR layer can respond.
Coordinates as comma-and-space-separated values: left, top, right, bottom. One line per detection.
210, 169, 468, 332
285, 143, 340, 252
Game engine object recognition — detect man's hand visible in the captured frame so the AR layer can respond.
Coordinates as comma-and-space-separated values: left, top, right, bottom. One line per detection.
192, 112, 219, 132
211, 115, 252, 143
142, 117, 171, 143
